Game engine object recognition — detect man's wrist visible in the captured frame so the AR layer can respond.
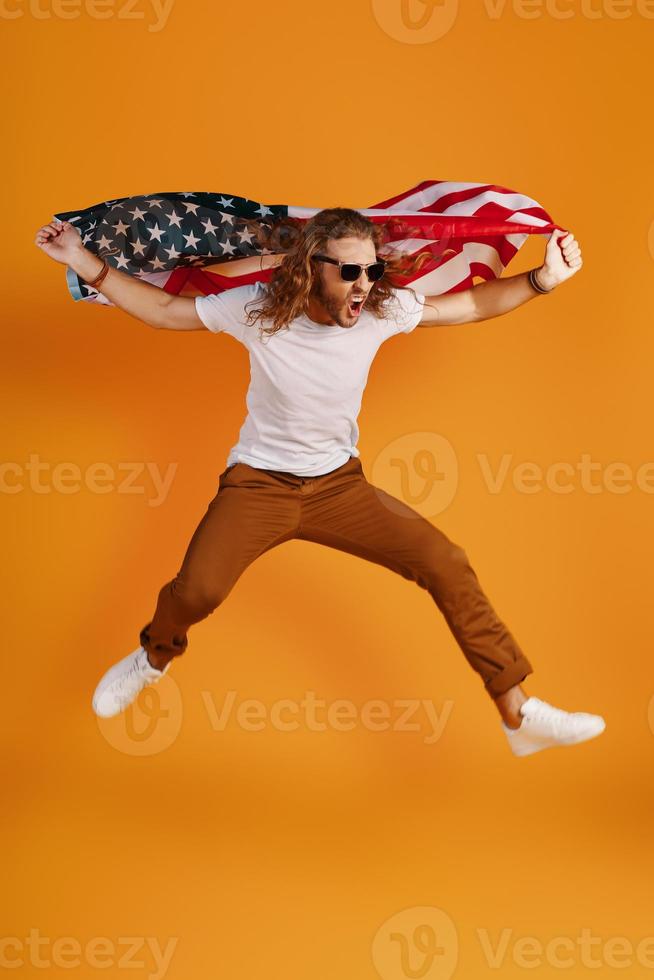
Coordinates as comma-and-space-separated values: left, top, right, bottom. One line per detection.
66, 246, 105, 282
531, 266, 557, 292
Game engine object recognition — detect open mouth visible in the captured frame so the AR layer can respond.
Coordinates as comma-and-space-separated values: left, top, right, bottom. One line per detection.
348, 296, 365, 317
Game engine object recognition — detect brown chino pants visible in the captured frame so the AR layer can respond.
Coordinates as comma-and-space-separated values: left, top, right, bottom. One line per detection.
139, 455, 533, 700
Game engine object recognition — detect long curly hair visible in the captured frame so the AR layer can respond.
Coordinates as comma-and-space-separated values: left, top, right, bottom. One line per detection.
238, 207, 453, 340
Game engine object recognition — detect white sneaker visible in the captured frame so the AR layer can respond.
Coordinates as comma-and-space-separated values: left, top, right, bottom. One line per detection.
502, 696, 606, 757
92, 646, 171, 718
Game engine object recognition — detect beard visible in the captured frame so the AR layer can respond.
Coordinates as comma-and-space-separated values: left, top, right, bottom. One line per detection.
310, 274, 353, 328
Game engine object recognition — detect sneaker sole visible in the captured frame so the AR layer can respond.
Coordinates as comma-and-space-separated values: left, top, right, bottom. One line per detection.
509, 722, 606, 757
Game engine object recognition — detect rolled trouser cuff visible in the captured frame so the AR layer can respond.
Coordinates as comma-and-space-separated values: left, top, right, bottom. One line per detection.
485, 655, 534, 699
139, 621, 188, 660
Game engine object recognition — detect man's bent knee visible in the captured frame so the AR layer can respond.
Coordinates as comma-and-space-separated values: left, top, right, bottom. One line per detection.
168, 579, 226, 618
416, 542, 471, 587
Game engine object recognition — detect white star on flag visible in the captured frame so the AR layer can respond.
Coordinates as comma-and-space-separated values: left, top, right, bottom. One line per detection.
201, 217, 219, 235
236, 226, 255, 245
183, 230, 201, 249
147, 223, 166, 242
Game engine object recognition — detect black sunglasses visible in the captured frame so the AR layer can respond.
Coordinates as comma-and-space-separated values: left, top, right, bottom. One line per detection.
312, 253, 387, 283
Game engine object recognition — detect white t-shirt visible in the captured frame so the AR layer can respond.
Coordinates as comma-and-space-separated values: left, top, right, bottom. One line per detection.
195, 281, 425, 477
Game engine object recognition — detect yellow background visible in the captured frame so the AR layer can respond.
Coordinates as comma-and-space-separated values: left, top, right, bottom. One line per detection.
2, 0, 653, 976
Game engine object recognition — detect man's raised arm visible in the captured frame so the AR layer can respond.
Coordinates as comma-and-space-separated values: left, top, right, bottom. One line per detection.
417, 230, 582, 327
35, 219, 205, 331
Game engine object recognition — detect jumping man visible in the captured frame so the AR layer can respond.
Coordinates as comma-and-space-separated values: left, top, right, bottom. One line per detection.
35, 207, 605, 757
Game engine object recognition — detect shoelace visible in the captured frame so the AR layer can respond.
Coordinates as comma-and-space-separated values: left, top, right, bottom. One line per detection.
108, 652, 160, 691
523, 698, 583, 736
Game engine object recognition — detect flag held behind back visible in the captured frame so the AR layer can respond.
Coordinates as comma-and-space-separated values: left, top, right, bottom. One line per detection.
53, 179, 563, 306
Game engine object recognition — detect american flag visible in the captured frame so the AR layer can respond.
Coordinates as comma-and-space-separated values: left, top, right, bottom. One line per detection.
53, 180, 563, 305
